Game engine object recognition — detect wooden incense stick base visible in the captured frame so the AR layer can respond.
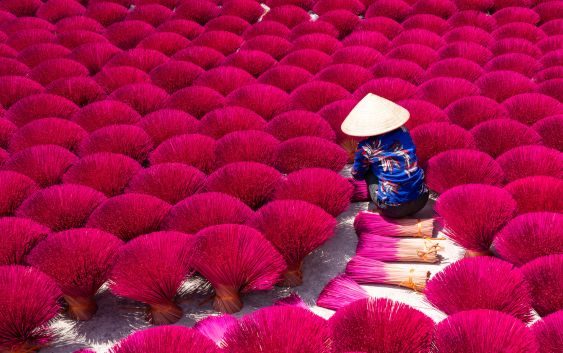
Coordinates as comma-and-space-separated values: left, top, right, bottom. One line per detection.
465, 249, 493, 257
277, 263, 304, 287
2, 342, 41, 353
148, 302, 183, 325
213, 286, 243, 314
65, 295, 98, 321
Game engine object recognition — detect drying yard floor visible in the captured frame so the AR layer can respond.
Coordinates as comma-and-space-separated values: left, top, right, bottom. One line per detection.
44, 169, 464, 352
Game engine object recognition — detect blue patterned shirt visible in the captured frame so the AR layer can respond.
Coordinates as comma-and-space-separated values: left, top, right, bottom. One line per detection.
351, 127, 427, 208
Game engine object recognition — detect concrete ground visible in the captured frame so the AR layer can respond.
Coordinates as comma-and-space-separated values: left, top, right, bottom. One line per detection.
44, 181, 464, 352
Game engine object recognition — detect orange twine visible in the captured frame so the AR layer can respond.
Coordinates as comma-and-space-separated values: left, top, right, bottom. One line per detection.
416, 239, 441, 260
399, 268, 420, 291
416, 219, 423, 237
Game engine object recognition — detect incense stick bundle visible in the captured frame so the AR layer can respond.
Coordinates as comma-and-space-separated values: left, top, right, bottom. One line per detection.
348, 177, 370, 202
274, 293, 308, 309
354, 212, 434, 238
329, 298, 435, 353
223, 306, 332, 353
345, 256, 432, 291
357, 234, 445, 263
317, 275, 369, 311
434, 310, 539, 353
194, 314, 238, 348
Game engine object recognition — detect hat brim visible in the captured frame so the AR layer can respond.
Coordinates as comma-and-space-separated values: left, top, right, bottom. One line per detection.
341, 94, 410, 137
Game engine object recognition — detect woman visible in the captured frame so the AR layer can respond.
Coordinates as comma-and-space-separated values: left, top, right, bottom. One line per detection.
342, 93, 429, 218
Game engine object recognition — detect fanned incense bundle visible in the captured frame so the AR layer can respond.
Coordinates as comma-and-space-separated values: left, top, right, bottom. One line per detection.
505, 176, 563, 215
27, 228, 123, 320
410, 122, 477, 166
425, 257, 534, 322
0, 217, 48, 265
435, 184, 516, 256
345, 256, 431, 291
449, 10, 496, 32
242, 20, 290, 40
71, 101, 141, 132
0, 265, 62, 353
497, 145, 563, 182
354, 212, 434, 238
200, 106, 266, 139
149, 61, 204, 94
247, 200, 336, 286
137, 109, 201, 145
290, 81, 351, 112
425, 149, 505, 194
223, 306, 333, 353
194, 66, 255, 96
274, 293, 308, 309
194, 314, 238, 348
108, 83, 169, 116
194, 224, 286, 313
494, 212, 563, 266
45, 77, 105, 107
125, 163, 206, 204
149, 134, 217, 174
358, 14, 402, 35
3, 145, 78, 187
162, 192, 253, 234
290, 18, 338, 39
86, 193, 171, 241
292, 33, 344, 55
16, 184, 107, 231
471, 119, 542, 158
165, 86, 225, 120
8, 118, 87, 153
226, 84, 290, 120
424, 57, 484, 82
77, 125, 154, 163
533, 115, 562, 151
63, 153, 141, 197
0, 75, 43, 110
434, 310, 539, 353
0, 171, 39, 216
173, 46, 224, 70
329, 298, 434, 353
109, 232, 196, 324
94, 66, 151, 93
109, 326, 220, 353
259, 65, 314, 93
265, 110, 335, 141
316, 275, 369, 311
274, 168, 353, 217
68, 42, 121, 74
521, 254, 563, 317
223, 50, 276, 77
357, 234, 445, 263
532, 311, 563, 353
205, 162, 282, 210
214, 130, 279, 167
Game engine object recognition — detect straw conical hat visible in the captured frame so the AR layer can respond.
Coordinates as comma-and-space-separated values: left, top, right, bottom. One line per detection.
341, 94, 410, 137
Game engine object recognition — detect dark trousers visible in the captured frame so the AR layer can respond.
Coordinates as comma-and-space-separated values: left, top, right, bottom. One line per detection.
365, 171, 429, 218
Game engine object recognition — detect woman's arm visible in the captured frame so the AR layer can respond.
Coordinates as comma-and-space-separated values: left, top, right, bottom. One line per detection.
351, 140, 370, 181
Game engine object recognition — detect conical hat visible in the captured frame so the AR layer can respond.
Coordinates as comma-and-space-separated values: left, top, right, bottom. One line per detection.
341, 94, 410, 137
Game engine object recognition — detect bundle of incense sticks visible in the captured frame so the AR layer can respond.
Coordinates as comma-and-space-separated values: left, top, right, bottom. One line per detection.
354, 212, 435, 238
357, 234, 445, 263
316, 275, 369, 311
345, 256, 432, 291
